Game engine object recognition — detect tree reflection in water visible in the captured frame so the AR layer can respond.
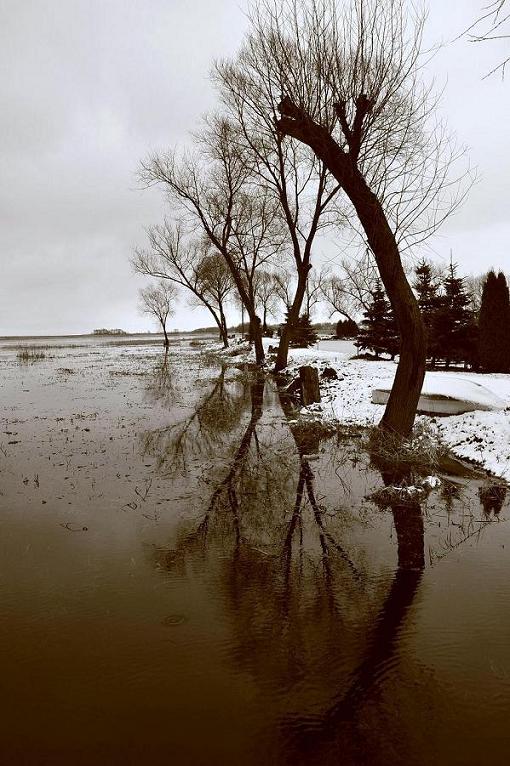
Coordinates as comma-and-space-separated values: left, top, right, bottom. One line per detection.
141, 363, 251, 477
274, 407, 426, 763
143, 365, 505, 765
143, 349, 175, 409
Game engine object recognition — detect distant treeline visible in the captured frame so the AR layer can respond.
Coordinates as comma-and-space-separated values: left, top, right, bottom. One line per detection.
93, 328, 129, 336
187, 321, 337, 336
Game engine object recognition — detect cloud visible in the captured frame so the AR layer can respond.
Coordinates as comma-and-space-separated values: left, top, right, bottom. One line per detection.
0, 0, 508, 335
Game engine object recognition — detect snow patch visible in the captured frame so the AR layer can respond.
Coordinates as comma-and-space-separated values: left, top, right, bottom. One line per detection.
293, 348, 510, 478
373, 373, 506, 415
208, 338, 510, 479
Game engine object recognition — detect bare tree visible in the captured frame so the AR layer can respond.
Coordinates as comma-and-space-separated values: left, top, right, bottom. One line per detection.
229, 187, 287, 345
139, 280, 178, 347
233, 0, 471, 436
463, 1, 510, 77
133, 222, 233, 348
214, 39, 344, 372
304, 267, 326, 318
139, 118, 284, 364
322, 276, 359, 324
253, 269, 281, 332
194, 249, 235, 345
321, 250, 378, 322
272, 267, 297, 316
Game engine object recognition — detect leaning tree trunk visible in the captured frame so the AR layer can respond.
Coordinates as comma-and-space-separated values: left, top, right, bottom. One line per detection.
211, 312, 228, 348
200, 298, 229, 350
277, 100, 426, 437
162, 325, 169, 348
210, 248, 265, 365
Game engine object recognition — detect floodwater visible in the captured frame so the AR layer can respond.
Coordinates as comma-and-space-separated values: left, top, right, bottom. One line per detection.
1, 340, 510, 765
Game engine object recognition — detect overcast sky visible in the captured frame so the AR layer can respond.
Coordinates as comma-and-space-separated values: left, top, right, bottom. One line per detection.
0, 0, 508, 336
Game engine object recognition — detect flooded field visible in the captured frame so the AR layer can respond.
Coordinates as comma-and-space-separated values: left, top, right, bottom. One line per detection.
1, 340, 510, 765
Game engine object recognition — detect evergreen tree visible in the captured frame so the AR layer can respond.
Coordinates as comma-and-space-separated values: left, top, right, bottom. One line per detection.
292, 313, 318, 347
414, 260, 440, 362
336, 318, 358, 338
356, 281, 399, 359
283, 311, 318, 347
478, 270, 510, 372
282, 310, 296, 345
434, 262, 477, 368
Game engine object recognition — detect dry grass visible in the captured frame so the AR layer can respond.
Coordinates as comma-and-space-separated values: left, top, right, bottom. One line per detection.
16, 346, 46, 363
6, 343, 80, 350
478, 481, 508, 514
291, 418, 337, 444
369, 484, 425, 508
367, 420, 448, 473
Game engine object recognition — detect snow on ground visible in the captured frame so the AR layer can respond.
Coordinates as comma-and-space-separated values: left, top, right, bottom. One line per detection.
220, 338, 510, 479
306, 357, 510, 479
292, 341, 510, 479
373, 372, 506, 414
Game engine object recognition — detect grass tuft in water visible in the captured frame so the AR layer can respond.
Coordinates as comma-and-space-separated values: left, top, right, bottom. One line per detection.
367, 420, 447, 473
16, 346, 46, 363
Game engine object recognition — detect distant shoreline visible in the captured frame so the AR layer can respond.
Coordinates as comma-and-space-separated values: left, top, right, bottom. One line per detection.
0, 330, 217, 341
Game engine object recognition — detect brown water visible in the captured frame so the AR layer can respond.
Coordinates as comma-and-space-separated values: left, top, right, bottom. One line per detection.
1, 342, 509, 765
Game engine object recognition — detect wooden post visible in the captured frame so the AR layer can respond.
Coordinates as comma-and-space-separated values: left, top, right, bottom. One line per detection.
299, 366, 321, 406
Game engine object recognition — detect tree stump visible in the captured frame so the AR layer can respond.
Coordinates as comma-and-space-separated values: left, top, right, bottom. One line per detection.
299, 366, 321, 405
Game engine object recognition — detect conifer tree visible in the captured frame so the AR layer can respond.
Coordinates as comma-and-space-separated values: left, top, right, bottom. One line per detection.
478, 271, 510, 372
414, 260, 440, 363
434, 262, 477, 368
356, 281, 399, 359
284, 311, 318, 348
336, 318, 358, 338
292, 313, 318, 348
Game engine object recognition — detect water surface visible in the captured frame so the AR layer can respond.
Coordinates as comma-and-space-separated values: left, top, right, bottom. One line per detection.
1, 342, 509, 765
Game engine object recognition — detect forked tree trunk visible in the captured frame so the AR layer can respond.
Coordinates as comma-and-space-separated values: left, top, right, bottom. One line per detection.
277, 102, 426, 437
162, 326, 169, 348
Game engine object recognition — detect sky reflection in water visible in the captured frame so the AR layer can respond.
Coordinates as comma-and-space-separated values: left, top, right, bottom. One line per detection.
1, 346, 509, 765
